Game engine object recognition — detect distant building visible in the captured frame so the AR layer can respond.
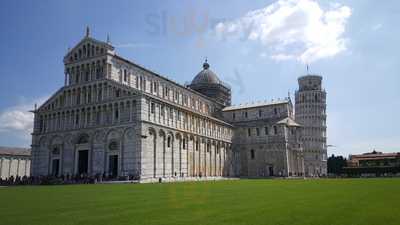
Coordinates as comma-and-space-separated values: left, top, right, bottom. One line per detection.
0, 146, 31, 179
343, 151, 400, 175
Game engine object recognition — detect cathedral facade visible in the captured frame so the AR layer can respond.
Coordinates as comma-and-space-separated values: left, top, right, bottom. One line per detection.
31, 30, 327, 181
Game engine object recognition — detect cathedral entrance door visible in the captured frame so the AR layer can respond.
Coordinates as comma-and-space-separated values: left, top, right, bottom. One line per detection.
78, 150, 89, 175
51, 159, 60, 177
269, 166, 274, 176
108, 155, 118, 178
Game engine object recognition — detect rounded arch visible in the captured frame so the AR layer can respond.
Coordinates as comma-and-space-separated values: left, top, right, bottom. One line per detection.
93, 130, 106, 143
105, 128, 122, 141
167, 131, 174, 139
123, 127, 135, 139
107, 140, 120, 151
148, 127, 157, 138
39, 136, 47, 147
175, 132, 182, 140
75, 133, 90, 144
50, 135, 63, 146
63, 134, 73, 145
166, 134, 173, 148
159, 129, 166, 137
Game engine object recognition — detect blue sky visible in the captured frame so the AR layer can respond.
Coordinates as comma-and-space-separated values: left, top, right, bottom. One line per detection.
0, 0, 399, 157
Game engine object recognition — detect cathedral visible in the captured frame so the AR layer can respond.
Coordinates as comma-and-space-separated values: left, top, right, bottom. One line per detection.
31, 29, 327, 182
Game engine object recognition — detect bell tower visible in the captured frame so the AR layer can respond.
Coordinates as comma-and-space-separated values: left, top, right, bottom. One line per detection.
295, 75, 327, 176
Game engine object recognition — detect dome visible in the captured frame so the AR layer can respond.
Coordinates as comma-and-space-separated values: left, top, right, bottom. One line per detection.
191, 60, 221, 85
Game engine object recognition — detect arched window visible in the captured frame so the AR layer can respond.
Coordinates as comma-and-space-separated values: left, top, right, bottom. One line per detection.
124, 69, 128, 82
182, 139, 186, 149
250, 149, 255, 160
118, 69, 123, 82
75, 114, 80, 125
167, 136, 171, 147
114, 108, 119, 120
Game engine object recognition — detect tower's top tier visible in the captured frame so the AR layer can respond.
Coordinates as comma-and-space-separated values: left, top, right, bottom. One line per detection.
298, 75, 322, 91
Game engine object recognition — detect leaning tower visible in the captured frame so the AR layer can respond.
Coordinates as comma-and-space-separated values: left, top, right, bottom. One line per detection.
295, 75, 327, 176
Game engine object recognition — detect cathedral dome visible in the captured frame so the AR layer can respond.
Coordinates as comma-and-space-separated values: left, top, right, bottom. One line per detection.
191, 60, 221, 85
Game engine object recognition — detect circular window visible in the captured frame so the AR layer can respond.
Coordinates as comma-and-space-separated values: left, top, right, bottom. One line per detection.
52, 147, 60, 155
108, 141, 119, 151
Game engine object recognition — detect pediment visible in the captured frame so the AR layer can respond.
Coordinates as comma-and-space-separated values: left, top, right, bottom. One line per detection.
37, 87, 66, 112
63, 37, 114, 64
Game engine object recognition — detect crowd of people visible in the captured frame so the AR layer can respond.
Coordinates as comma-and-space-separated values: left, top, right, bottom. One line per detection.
0, 173, 139, 186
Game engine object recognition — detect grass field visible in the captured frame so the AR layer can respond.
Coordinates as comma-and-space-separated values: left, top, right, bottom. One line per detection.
1, 178, 400, 225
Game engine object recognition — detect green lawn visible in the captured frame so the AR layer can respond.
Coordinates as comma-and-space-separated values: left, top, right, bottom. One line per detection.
1, 178, 399, 225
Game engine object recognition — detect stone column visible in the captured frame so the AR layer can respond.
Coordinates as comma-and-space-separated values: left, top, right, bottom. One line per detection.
179, 138, 182, 176
17, 159, 20, 177
111, 104, 115, 124
8, 157, 12, 177
118, 103, 121, 124
51, 114, 54, 132
81, 89, 85, 105
25, 159, 28, 176
171, 137, 174, 177
0, 157, 3, 178
128, 102, 132, 122
85, 88, 88, 104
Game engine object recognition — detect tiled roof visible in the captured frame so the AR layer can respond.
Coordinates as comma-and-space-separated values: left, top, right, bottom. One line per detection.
350, 152, 400, 160
222, 98, 290, 111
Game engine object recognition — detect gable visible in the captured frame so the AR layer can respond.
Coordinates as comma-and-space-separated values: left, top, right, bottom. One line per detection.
37, 87, 66, 112
63, 37, 114, 64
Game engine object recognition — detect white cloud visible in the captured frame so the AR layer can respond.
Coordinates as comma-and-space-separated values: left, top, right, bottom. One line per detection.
215, 0, 352, 63
0, 96, 48, 141
270, 53, 296, 61
0, 110, 33, 133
